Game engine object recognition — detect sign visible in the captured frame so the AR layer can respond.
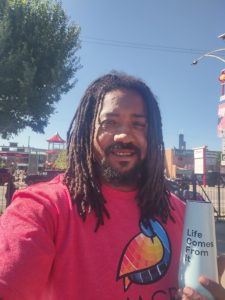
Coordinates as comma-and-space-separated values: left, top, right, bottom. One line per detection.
219, 94, 225, 102
217, 116, 225, 138
222, 139, 225, 154
194, 148, 204, 159
218, 95, 225, 137
218, 102, 225, 117
193, 147, 206, 175
221, 153, 225, 166
194, 159, 204, 174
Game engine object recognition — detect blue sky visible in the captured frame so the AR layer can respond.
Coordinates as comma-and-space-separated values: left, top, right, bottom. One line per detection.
1, 0, 225, 151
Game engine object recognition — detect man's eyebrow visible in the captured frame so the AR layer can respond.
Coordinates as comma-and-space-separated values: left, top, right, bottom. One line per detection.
101, 113, 147, 118
132, 114, 147, 118
100, 112, 119, 118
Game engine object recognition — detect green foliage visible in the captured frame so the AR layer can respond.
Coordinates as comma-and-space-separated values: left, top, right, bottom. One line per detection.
0, 0, 81, 138
0, 157, 6, 168
53, 149, 67, 170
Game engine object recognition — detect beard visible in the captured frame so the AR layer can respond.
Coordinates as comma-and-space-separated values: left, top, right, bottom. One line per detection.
100, 160, 144, 186
97, 142, 145, 187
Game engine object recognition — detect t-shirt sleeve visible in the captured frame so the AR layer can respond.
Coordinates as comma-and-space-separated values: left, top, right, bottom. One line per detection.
0, 188, 57, 300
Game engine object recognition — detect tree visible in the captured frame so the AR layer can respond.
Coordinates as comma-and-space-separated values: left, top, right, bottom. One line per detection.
0, 0, 81, 138
53, 149, 67, 170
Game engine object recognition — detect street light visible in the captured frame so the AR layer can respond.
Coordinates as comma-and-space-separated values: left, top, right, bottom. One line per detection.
218, 33, 225, 40
191, 34, 225, 186
192, 48, 225, 65
192, 33, 225, 65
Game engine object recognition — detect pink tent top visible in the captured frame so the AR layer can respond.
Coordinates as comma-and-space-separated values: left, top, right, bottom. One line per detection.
47, 132, 65, 143
46, 150, 59, 154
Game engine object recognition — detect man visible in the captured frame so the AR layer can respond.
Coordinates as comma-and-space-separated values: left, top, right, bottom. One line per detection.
0, 72, 224, 299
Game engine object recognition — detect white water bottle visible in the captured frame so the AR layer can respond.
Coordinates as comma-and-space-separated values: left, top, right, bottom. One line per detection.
178, 200, 218, 300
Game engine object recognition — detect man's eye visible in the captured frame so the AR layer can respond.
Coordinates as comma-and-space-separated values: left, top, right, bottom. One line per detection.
133, 122, 146, 128
100, 120, 116, 128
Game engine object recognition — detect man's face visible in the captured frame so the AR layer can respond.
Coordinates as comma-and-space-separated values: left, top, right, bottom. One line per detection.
93, 88, 148, 190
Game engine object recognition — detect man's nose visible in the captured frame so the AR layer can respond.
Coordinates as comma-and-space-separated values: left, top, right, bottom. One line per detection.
113, 130, 134, 144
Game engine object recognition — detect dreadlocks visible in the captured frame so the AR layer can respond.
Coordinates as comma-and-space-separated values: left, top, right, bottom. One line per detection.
64, 71, 174, 231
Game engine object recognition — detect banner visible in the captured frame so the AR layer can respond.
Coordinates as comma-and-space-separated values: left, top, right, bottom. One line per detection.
193, 147, 206, 174
217, 95, 225, 138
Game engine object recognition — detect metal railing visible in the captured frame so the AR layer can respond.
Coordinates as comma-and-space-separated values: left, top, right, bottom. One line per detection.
0, 169, 15, 214
0, 168, 64, 214
2, 168, 225, 220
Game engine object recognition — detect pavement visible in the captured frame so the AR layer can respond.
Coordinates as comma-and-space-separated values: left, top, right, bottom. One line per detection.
216, 220, 225, 255
215, 220, 225, 287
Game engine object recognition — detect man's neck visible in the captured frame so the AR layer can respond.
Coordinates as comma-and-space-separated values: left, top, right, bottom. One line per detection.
101, 180, 138, 192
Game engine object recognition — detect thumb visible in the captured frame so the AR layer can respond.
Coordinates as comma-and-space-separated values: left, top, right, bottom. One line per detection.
199, 276, 225, 300
217, 255, 225, 281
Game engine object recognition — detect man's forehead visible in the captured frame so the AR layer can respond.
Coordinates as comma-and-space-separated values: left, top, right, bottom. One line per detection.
102, 88, 143, 101
98, 89, 146, 112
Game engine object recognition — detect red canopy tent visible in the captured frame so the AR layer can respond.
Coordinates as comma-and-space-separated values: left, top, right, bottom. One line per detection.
47, 132, 65, 144
47, 132, 65, 151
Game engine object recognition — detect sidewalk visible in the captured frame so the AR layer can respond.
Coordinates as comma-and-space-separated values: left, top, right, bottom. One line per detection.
216, 220, 225, 255
216, 220, 225, 287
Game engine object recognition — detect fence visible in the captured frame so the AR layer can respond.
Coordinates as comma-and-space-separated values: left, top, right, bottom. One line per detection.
0, 169, 63, 215
1, 168, 225, 219
191, 184, 225, 220
0, 169, 15, 214
179, 173, 225, 220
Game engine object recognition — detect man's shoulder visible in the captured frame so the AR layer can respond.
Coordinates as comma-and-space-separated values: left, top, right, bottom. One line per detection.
12, 174, 71, 208
169, 192, 186, 217
23, 173, 65, 192
169, 192, 185, 206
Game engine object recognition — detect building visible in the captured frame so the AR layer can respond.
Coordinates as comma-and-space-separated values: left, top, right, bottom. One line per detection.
165, 148, 220, 179
0, 142, 47, 173
0, 133, 66, 174
164, 134, 220, 179
165, 148, 193, 179
178, 133, 186, 150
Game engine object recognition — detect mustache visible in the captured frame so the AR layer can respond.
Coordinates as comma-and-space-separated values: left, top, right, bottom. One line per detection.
105, 142, 141, 156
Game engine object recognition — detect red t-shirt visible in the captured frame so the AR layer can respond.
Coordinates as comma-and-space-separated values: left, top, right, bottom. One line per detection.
0, 174, 185, 300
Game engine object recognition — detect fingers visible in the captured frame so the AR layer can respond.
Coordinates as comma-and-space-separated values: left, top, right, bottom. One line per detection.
217, 255, 225, 280
199, 276, 225, 300
182, 287, 207, 300
176, 287, 207, 300
176, 276, 225, 299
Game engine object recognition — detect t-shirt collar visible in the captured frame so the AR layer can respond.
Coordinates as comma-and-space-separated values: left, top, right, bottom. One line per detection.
101, 184, 138, 201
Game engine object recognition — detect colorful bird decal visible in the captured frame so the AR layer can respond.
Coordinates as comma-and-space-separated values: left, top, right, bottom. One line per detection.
117, 219, 171, 291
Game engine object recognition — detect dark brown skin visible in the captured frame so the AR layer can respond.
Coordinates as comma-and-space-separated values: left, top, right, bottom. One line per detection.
176, 255, 225, 299
93, 88, 148, 191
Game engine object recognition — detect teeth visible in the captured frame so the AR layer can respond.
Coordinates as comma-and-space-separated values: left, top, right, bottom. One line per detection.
115, 152, 132, 156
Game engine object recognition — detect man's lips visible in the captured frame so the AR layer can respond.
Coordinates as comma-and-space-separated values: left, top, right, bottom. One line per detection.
105, 142, 140, 157
111, 149, 136, 156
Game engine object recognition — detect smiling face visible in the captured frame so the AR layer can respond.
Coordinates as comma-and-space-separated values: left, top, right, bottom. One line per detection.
93, 88, 148, 191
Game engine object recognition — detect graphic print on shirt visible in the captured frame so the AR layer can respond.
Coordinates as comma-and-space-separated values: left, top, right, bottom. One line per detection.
117, 218, 171, 291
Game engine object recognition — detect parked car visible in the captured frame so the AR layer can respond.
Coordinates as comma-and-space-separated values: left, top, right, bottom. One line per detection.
165, 179, 184, 201
182, 189, 205, 202
166, 179, 206, 202
25, 169, 64, 185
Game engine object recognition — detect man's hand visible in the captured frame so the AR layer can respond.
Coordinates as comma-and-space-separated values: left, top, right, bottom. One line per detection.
176, 255, 225, 299
177, 276, 225, 299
